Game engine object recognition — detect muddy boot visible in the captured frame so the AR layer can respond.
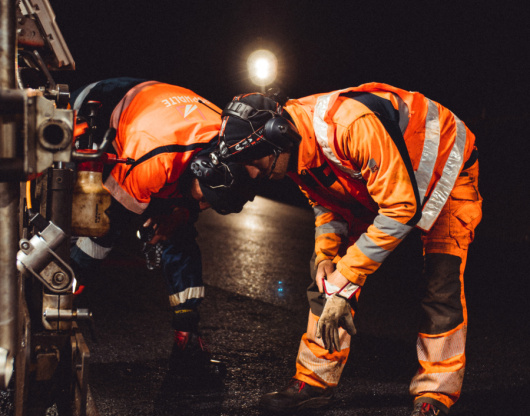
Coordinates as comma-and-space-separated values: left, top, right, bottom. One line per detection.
169, 331, 210, 373
411, 401, 447, 416
168, 330, 226, 388
260, 378, 334, 413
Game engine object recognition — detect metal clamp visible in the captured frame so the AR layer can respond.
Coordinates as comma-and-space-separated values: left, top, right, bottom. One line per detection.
17, 219, 74, 293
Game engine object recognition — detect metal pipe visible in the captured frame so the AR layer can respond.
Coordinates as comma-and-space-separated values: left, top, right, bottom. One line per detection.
43, 308, 92, 321
49, 167, 73, 260
0, 183, 18, 389
0, 0, 19, 389
0, 0, 18, 161
0, 0, 16, 89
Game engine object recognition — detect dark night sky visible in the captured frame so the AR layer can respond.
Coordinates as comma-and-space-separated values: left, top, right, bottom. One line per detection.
49, 0, 530, 228
51, 1, 529, 122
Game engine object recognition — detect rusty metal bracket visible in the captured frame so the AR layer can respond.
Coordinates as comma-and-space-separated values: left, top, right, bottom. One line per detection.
70, 322, 90, 416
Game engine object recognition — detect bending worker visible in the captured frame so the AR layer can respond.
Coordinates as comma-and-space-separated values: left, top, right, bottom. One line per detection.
70, 77, 254, 365
212, 82, 482, 416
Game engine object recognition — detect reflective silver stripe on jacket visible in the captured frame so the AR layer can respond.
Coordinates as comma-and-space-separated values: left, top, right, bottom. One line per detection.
374, 214, 413, 240
356, 233, 391, 263
416, 112, 467, 230
356, 214, 413, 263
414, 100, 440, 205
315, 221, 349, 238
313, 205, 348, 238
314, 92, 363, 179
104, 174, 149, 215
314, 92, 468, 232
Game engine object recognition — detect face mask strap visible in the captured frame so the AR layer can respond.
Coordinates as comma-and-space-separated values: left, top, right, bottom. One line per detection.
268, 149, 282, 179
206, 161, 236, 189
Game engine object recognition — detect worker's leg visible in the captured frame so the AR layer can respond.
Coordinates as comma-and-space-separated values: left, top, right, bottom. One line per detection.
411, 160, 482, 414
260, 252, 357, 412
294, 255, 356, 388
161, 223, 204, 333
70, 197, 136, 284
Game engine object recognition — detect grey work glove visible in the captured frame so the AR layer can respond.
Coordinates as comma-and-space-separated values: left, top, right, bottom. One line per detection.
316, 294, 357, 353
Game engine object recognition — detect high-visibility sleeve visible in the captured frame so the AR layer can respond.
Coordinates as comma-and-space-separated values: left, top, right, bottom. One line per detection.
335, 114, 419, 285
312, 204, 348, 266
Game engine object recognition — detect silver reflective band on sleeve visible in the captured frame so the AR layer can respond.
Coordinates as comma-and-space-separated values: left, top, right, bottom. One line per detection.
417, 113, 467, 230
356, 233, 391, 264
168, 286, 205, 307
104, 175, 148, 215
76, 237, 112, 260
314, 93, 363, 180
313, 204, 331, 218
313, 205, 348, 238
315, 220, 348, 238
373, 214, 413, 240
414, 100, 440, 204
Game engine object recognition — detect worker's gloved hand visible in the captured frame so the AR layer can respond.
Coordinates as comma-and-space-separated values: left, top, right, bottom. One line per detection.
143, 207, 190, 245
316, 294, 357, 353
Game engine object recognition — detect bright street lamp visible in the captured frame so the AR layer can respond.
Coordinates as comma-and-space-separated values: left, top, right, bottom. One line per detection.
247, 49, 277, 87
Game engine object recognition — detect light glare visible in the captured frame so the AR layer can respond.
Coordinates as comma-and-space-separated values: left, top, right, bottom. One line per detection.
248, 49, 277, 87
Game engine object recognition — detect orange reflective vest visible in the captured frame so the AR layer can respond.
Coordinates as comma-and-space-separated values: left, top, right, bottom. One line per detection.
103, 81, 222, 214
285, 82, 477, 285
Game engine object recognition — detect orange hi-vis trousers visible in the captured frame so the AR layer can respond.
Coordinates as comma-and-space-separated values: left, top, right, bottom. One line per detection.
294, 161, 482, 414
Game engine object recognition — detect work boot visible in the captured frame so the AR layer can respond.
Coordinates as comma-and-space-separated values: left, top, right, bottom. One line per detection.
411, 401, 446, 416
169, 331, 211, 372
169, 331, 226, 379
259, 378, 334, 413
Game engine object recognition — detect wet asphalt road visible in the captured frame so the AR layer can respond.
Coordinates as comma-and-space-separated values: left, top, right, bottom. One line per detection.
72, 194, 530, 416
2, 194, 530, 416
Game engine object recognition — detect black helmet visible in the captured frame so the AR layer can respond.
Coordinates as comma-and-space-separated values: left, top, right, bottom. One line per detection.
190, 153, 255, 215
216, 92, 301, 163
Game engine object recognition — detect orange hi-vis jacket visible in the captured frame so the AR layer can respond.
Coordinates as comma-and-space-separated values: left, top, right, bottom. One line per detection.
284, 82, 477, 286
103, 81, 222, 214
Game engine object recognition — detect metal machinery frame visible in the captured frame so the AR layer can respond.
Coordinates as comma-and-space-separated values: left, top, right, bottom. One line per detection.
1, 1, 102, 414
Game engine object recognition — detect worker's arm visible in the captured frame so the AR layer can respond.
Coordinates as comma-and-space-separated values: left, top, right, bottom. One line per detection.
332, 114, 420, 287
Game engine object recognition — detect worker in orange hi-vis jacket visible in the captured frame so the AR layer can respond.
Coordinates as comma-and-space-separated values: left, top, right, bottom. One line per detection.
211, 83, 482, 416
70, 77, 255, 371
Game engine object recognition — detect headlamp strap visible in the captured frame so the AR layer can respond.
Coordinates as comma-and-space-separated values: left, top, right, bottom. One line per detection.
222, 101, 256, 120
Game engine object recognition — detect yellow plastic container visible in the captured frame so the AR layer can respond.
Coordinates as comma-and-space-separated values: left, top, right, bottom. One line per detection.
71, 159, 111, 237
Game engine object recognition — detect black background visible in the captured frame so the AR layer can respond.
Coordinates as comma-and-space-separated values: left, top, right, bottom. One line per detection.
50, 1, 530, 232
51, 0, 529, 122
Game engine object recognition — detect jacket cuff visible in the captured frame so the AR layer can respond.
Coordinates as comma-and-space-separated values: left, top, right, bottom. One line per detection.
314, 253, 334, 269
336, 262, 367, 286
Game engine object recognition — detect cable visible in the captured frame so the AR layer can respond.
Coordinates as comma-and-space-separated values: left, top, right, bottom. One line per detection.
26, 180, 32, 210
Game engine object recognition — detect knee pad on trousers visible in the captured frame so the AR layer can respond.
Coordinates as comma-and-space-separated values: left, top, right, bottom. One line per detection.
420, 253, 463, 335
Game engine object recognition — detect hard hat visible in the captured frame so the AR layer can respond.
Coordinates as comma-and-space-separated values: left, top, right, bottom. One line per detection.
216, 92, 300, 163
